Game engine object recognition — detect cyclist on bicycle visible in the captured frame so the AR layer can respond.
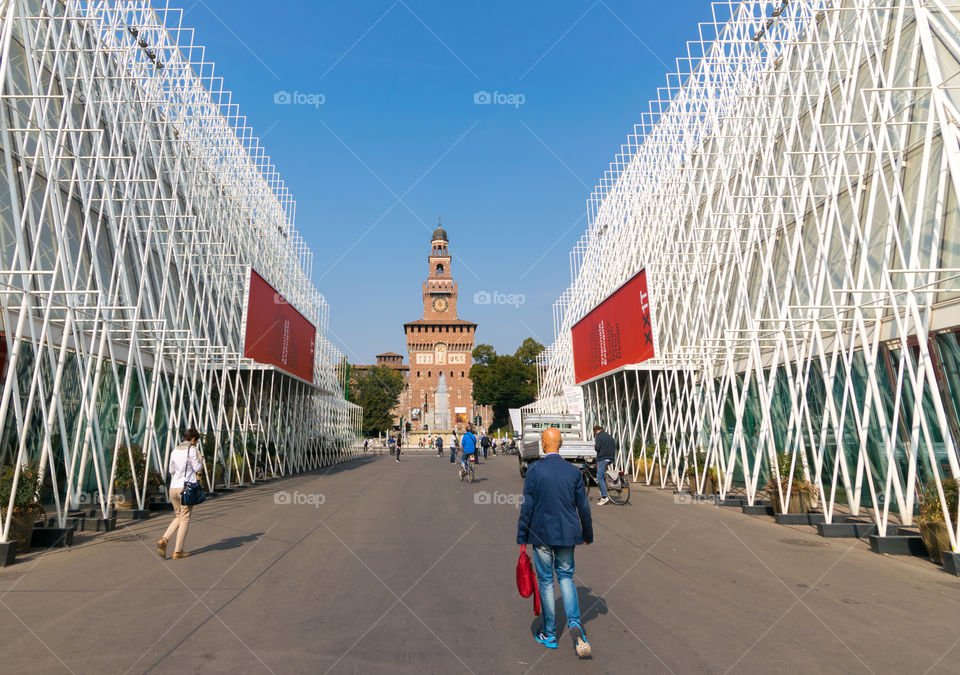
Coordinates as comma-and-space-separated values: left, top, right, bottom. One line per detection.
460, 424, 479, 475
593, 425, 617, 505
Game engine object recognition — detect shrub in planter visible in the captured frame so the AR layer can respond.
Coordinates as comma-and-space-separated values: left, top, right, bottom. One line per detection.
765, 452, 818, 514
199, 433, 224, 487
0, 463, 47, 550
686, 451, 720, 494
635, 446, 661, 484
147, 469, 165, 501
114, 446, 147, 510
916, 478, 960, 565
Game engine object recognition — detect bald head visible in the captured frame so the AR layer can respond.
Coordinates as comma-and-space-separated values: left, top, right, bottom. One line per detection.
541, 427, 563, 454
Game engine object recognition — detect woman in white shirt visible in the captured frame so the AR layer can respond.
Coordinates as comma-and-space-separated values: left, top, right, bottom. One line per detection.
157, 429, 203, 559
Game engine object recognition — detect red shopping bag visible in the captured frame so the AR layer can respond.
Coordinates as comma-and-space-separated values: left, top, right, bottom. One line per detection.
517, 546, 541, 616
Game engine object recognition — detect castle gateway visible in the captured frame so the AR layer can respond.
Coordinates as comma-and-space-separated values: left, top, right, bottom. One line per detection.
404, 225, 478, 434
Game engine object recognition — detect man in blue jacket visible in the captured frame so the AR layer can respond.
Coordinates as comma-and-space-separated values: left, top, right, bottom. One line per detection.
460, 424, 478, 474
517, 427, 593, 657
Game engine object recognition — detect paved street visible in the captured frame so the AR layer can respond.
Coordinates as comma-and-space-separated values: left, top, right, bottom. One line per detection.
1, 451, 959, 674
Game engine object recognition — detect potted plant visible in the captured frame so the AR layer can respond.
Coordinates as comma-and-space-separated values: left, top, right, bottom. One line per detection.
686, 452, 720, 494
200, 433, 223, 488
0, 463, 46, 551
765, 452, 818, 514
113, 445, 146, 510
633, 443, 661, 484
916, 478, 959, 565
233, 451, 247, 483
146, 467, 166, 506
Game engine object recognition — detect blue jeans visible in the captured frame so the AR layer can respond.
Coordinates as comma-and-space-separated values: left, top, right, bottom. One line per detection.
596, 459, 611, 498
461, 452, 474, 470
533, 545, 580, 639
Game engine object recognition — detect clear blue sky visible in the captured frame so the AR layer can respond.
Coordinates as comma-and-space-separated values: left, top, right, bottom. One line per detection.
181, 0, 719, 363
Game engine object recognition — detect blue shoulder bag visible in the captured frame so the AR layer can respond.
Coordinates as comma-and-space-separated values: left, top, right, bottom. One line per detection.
179, 445, 205, 506
181, 480, 205, 506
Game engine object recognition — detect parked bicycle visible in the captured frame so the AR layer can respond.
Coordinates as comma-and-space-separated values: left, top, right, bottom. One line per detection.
581, 460, 630, 505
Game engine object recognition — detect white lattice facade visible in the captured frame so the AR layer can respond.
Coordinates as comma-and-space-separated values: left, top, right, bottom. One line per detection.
0, 0, 361, 538
538, 0, 960, 547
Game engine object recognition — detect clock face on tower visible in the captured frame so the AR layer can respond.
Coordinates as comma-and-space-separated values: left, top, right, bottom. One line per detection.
432, 297, 448, 312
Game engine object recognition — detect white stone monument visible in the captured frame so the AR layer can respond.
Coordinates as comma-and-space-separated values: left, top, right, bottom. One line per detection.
433, 373, 450, 432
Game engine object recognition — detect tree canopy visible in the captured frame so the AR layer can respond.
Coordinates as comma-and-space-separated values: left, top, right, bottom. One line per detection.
470, 339, 544, 429
349, 365, 404, 437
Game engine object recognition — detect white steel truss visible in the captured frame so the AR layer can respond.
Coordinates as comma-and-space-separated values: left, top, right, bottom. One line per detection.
537, 0, 960, 548
0, 0, 361, 540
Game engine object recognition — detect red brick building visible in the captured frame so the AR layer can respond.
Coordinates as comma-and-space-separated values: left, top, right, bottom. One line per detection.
352, 226, 491, 438
403, 225, 485, 435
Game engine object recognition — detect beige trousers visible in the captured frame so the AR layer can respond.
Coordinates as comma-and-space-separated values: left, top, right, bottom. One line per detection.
161, 487, 194, 553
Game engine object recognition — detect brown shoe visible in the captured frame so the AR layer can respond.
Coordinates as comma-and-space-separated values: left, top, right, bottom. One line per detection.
172, 551, 191, 559
157, 538, 167, 558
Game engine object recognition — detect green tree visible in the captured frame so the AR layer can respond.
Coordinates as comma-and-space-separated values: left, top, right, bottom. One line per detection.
338, 356, 350, 397
472, 343, 497, 367
470, 339, 544, 429
350, 365, 404, 437
514, 337, 543, 367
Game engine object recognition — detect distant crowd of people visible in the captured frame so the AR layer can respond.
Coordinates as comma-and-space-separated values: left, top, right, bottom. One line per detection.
361, 431, 517, 462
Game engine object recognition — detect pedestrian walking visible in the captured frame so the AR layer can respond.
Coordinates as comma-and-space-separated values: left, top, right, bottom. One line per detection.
593, 425, 617, 506
481, 432, 491, 459
449, 430, 459, 463
388, 436, 396, 457
395, 436, 402, 462
517, 427, 593, 657
436, 434, 443, 457
364, 439, 369, 453
157, 428, 203, 560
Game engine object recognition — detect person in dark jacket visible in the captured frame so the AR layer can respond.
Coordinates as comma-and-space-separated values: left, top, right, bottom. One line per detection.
593, 425, 618, 505
517, 427, 593, 657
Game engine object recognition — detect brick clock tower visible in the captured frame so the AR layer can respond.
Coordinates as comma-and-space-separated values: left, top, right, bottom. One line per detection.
404, 223, 478, 434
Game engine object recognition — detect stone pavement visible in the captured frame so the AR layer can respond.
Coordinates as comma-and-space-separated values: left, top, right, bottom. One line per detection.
0, 451, 958, 674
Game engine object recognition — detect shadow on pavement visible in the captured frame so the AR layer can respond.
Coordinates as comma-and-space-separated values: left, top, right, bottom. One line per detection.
578, 586, 609, 624
526, 584, 609, 638
302, 455, 378, 476
191, 532, 264, 554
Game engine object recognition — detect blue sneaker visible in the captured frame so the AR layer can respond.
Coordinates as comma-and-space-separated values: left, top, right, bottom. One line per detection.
568, 621, 591, 657
534, 631, 558, 649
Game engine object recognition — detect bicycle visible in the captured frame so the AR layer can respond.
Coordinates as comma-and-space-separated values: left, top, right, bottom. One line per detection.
581, 460, 630, 505
459, 452, 477, 483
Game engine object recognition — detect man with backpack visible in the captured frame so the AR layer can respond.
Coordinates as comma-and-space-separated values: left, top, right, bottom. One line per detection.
435, 435, 443, 457
449, 430, 459, 463
481, 432, 491, 459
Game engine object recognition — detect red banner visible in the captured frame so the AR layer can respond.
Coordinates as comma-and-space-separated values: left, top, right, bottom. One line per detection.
243, 270, 316, 384
571, 268, 654, 384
